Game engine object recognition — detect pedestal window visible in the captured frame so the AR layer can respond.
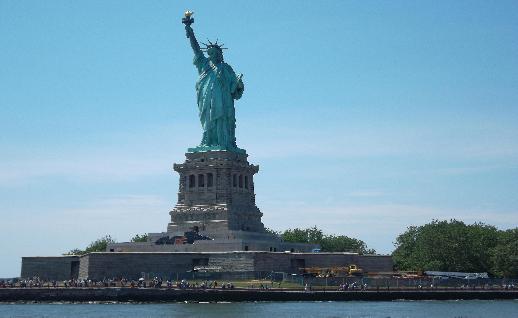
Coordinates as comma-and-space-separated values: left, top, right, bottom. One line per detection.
198, 174, 205, 187
207, 173, 213, 187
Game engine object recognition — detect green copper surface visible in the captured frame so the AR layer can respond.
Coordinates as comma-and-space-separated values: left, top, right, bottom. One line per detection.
187, 145, 246, 154
183, 16, 245, 154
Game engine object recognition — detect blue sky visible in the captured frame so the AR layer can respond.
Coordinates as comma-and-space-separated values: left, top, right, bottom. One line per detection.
1, 1, 518, 277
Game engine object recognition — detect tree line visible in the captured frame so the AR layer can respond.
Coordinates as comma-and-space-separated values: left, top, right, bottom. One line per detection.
393, 219, 518, 278
266, 226, 375, 255
64, 234, 147, 256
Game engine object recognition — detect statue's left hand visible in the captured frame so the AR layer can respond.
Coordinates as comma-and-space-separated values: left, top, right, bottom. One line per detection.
233, 74, 244, 100
237, 74, 244, 89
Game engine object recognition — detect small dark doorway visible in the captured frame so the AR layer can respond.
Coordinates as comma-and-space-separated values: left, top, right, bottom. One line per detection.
290, 258, 305, 272
70, 261, 79, 279
192, 258, 209, 267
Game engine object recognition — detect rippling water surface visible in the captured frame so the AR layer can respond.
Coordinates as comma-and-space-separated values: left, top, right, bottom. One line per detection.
1, 300, 517, 318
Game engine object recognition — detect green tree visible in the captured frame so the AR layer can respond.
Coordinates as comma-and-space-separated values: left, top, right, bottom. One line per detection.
131, 234, 149, 242
492, 229, 518, 278
84, 235, 116, 253
320, 235, 375, 254
467, 222, 500, 273
392, 220, 499, 273
64, 248, 84, 256
282, 226, 323, 244
64, 235, 116, 255
264, 228, 281, 238
282, 228, 311, 243
280, 226, 375, 254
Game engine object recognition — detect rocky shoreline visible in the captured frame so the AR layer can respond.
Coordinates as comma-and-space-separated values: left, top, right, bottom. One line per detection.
1, 288, 517, 302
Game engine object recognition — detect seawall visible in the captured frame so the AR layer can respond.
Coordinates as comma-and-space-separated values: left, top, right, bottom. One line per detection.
1, 288, 517, 302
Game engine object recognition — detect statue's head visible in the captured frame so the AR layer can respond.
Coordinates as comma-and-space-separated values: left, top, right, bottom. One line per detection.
202, 40, 226, 64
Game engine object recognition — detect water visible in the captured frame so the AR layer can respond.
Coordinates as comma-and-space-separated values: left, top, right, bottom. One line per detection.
1, 301, 517, 318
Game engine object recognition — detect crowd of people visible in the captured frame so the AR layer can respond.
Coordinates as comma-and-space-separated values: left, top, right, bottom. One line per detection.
1, 277, 516, 291
338, 282, 368, 291
0, 280, 16, 288
0, 277, 236, 290
176, 279, 234, 289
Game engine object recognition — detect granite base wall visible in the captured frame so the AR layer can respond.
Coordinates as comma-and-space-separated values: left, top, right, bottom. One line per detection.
22, 252, 393, 281
79, 253, 200, 280
357, 255, 394, 272
21, 256, 79, 280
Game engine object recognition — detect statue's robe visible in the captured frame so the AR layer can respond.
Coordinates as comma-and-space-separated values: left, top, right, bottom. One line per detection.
194, 52, 242, 149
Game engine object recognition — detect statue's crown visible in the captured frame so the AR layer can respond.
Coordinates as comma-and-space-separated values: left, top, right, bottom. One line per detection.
201, 39, 227, 52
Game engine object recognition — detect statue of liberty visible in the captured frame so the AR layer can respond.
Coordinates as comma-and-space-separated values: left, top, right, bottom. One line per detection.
183, 12, 245, 153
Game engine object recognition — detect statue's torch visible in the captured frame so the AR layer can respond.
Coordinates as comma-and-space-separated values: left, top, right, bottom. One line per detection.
182, 11, 194, 38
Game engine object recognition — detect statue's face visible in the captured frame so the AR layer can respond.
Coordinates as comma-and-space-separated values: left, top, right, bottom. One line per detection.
207, 47, 223, 63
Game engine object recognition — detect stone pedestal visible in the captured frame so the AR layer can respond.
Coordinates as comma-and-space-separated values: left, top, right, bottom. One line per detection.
167, 151, 265, 239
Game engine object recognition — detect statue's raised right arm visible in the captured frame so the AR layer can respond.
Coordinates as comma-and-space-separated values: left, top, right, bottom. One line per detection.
185, 25, 202, 56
